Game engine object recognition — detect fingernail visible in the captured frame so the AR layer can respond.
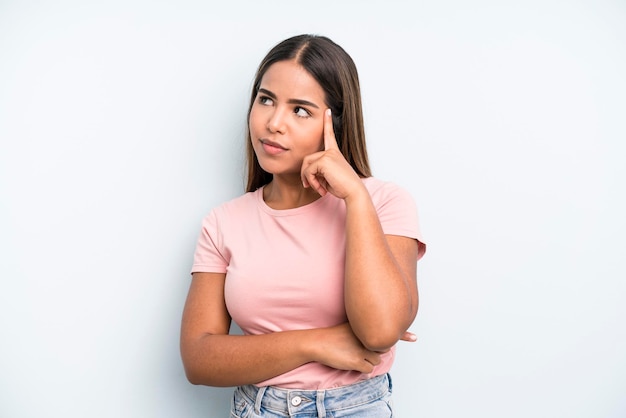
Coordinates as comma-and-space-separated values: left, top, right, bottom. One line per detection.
326, 109, 331, 116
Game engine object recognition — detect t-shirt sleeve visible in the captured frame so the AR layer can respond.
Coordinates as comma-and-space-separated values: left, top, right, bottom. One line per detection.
374, 182, 426, 260
191, 209, 229, 274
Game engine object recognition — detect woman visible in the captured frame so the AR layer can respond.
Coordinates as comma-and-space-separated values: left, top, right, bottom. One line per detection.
181, 34, 426, 417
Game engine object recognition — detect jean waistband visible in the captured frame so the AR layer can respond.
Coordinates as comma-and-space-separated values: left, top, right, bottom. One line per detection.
238, 373, 391, 415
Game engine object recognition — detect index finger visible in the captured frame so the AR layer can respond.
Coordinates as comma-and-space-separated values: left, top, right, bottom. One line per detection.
324, 108, 339, 151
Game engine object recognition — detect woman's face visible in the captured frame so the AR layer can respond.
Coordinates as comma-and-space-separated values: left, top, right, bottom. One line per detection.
249, 59, 327, 179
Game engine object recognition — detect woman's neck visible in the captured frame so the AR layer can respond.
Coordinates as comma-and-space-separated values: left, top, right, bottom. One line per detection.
262, 175, 321, 210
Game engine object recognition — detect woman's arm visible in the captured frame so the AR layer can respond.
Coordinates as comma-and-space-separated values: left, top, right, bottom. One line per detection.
343, 194, 419, 352
301, 109, 419, 352
180, 272, 384, 387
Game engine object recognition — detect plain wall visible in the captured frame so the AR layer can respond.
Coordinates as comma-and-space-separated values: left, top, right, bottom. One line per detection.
1, 0, 625, 416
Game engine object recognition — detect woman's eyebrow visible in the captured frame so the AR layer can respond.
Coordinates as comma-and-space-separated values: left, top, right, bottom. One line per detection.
258, 88, 277, 99
258, 88, 320, 109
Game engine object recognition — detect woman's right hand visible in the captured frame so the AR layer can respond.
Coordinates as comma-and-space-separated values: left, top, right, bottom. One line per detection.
308, 323, 418, 374
309, 323, 381, 373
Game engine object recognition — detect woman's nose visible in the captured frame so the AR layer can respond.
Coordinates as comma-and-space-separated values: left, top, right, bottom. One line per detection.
267, 108, 286, 134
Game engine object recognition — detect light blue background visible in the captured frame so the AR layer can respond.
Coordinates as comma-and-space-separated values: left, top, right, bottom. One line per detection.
1, 1, 625, 416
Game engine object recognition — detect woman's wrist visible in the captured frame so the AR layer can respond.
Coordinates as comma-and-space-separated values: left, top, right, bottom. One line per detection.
297, 327, 323, 364
343, 182, 370, 207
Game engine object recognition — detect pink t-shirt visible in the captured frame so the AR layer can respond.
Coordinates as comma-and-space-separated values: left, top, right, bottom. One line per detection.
191, 177, 425, 389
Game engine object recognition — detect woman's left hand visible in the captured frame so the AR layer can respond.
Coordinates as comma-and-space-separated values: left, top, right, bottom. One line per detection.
301, 109, 365, 200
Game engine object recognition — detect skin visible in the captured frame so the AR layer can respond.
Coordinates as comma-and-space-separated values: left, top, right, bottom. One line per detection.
180, 59, 419, 387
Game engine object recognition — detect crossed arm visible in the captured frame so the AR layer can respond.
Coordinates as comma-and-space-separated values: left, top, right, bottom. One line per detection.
179, 232, 418, 387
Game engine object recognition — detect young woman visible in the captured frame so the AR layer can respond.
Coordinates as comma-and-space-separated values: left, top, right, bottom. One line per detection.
181, 34, 426, 417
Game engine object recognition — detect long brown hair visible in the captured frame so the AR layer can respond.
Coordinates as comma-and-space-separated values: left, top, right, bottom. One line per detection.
245, 34, 371, 192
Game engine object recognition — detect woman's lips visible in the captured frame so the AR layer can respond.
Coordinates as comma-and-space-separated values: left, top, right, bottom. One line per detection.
260, 139, 287, 155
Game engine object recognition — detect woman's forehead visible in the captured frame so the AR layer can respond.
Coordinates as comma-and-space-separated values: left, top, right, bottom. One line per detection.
260, 60, 325, 102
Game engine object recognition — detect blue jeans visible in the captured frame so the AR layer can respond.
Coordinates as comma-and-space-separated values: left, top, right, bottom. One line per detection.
230, 373, 393, 417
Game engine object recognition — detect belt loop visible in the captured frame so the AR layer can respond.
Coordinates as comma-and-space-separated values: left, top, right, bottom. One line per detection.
254, 386, 267, 414
316, 390, 326, 418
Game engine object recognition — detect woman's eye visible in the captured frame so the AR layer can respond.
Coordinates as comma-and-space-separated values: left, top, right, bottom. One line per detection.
294, 107, 310, 118
259, 96, 273, 106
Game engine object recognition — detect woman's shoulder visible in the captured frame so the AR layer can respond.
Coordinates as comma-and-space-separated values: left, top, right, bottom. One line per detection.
204, 189, 260, 221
